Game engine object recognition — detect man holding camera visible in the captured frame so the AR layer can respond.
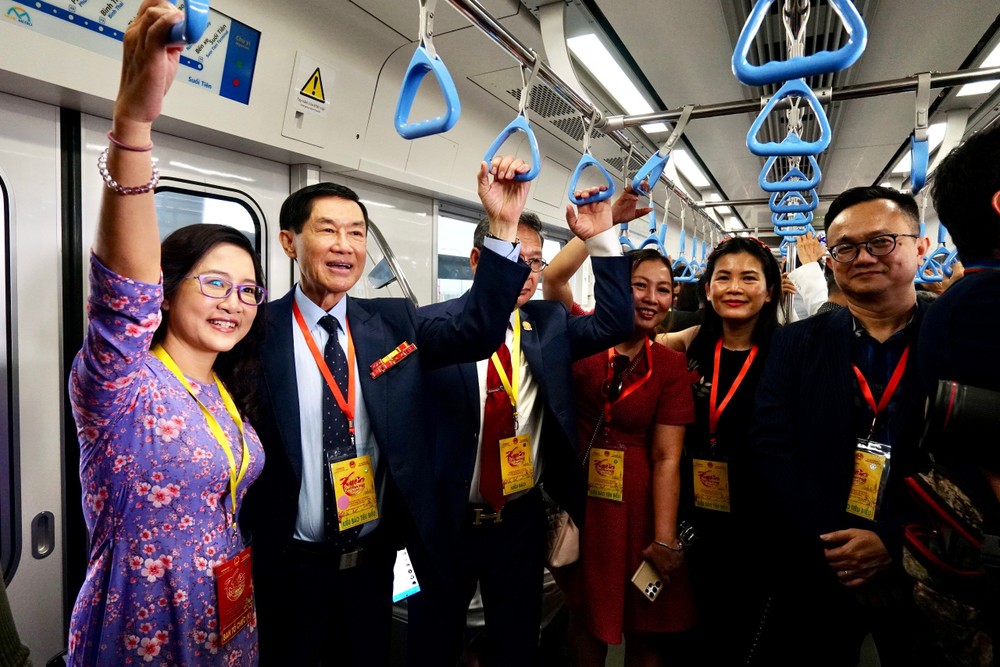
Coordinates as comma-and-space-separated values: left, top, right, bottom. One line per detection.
749, 186, 932, 666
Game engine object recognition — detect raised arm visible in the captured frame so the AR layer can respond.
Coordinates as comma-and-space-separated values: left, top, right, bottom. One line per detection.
95, 0, 183, 282
545, 183, 653, 309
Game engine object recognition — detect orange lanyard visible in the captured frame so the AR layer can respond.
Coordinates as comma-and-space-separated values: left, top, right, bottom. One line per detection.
603, 338, 653, 423
851, 345, 909, 439
708, 338, 758, 443
292, 300, 356, 440
151, 345, 249, 532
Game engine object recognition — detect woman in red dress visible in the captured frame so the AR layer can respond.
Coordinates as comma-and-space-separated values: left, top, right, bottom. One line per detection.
555, 243, 696, 666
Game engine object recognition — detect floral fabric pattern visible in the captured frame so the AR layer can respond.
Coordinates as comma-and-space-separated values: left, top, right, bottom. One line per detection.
67, 256, 263, 666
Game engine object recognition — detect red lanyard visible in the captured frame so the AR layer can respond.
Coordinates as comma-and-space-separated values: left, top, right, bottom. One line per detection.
292, 300, 356, 438
603, 338, 653, 423
709, 338, 758, 442
851, 345, 910, 436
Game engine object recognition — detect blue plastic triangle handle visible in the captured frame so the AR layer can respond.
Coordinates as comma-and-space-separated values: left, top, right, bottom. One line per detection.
483, 115, 541, 182
759, 155, 822, 192
732, 0, 868, 87
769, 188, 818, 214
772, 211, 814, 227
748, 79, 832, 156
168, 0, 210, 44
910, 134, 929, 195
619, 222, 637, 251
568, 154, 616, 205
395, 45, 462, 140
631, 151, 670, 196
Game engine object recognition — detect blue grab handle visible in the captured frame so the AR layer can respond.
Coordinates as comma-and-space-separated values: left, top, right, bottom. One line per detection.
916, 255, 944, 283
483, 115, 541, 181
732, 0, 868, 86
639, 212, 666, 256
769, 189, 818, 214
747, 79, 832, 156
943, 248, 960, 277
759, 155, 822, 192
631, 151, 671, 196
168, 0, 210, 44
774, 225, 811, 238
568, 154, 616, 205
937, 222, 948, 245
910, 134, 929, 195
772, 211, 814, 227
395, 45, 462, 140
619, 222, 637, 251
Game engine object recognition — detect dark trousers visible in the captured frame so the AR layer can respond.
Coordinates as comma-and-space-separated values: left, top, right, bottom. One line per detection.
757, 567, 932, 667
407, 490, 547, 667
254, 527, 396, 667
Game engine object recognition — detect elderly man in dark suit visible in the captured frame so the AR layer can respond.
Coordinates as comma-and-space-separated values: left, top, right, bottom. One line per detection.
750, 186, 933, 666
241, 157, 536, 666
406, 187, 633, 666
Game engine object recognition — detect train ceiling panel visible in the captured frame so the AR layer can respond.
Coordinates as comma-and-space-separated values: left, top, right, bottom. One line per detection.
350, 0, 519, 41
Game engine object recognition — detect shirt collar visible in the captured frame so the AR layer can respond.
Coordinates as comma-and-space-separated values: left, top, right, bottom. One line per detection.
293, 285, 348, 334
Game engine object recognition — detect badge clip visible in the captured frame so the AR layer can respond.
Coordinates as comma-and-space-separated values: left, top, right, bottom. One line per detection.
370, 341, 417, 378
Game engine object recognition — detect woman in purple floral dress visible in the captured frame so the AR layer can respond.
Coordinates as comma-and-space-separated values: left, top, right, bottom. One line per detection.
67, 2, 265, 664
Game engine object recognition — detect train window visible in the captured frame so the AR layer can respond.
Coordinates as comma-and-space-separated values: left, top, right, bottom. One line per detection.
153, 188, 260, 249
436, 206, 567, 302
0, 176, 17, 582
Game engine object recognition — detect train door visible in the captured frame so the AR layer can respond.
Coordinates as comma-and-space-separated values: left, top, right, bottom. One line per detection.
0, 91, 69, 662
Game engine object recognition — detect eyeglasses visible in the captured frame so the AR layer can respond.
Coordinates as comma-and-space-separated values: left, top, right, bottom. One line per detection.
187, 274, 267, 306
828, 233, 919, 264
523, 258, 548, 274
603, 354, 630, 402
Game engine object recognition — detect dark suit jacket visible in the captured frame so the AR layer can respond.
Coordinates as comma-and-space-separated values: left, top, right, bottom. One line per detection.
749, 302, 931, 575
240, 249, 529, 573
419, 254, 633, 555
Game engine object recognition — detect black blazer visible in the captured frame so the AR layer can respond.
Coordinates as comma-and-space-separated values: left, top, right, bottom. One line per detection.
240, 249, 529, 570
419, 254, 634, 555
749, 302, 931, 571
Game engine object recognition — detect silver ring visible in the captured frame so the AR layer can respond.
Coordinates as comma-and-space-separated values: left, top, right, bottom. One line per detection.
841, 570, 849, 576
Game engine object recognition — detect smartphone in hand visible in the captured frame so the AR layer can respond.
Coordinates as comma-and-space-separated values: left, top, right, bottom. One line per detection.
631, 560, 664, 602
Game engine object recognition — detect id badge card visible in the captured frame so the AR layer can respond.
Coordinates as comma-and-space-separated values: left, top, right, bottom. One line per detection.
500, 434, 535, 495
692, 458, 730, 512
846, 439, 890, 520
327, 453, 379, 531
214, 545, 254, 646
587, 448, 625, 501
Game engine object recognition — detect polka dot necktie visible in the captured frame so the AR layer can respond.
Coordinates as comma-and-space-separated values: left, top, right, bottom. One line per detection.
318, 315, 360, 545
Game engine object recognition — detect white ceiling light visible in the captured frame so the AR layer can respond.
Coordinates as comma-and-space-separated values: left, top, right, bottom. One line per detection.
956, 42, 1000, 97
706, 193, 733, 216
567, 34, 668, 133
670, 149, 712, 189
891, 122, 948, 173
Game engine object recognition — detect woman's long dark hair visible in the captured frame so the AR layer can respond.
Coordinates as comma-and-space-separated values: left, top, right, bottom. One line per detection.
154, 224, 266, 419
688, 236, 782, 370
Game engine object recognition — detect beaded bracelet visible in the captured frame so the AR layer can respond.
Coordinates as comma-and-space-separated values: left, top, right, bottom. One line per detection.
654, 539, 685, 552
107, 131, 154, 152
98, 148, 160, 196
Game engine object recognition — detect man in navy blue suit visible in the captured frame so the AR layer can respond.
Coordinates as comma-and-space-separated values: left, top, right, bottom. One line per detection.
241, 156, 536, 666
750, 186, 932, 666
406, 186, 633, 666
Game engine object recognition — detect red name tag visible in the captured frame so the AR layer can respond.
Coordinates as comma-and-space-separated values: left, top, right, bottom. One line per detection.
214, 545, 254, 646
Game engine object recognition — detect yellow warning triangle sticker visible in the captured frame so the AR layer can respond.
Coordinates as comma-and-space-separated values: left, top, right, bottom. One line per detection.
300, 68, 325, 103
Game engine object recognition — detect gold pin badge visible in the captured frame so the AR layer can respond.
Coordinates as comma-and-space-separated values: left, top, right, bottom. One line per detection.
522, 321, 533, 331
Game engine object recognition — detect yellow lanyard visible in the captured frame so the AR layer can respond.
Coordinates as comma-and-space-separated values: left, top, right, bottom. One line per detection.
490, 310, 522, 419
151, 345, 250, 531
